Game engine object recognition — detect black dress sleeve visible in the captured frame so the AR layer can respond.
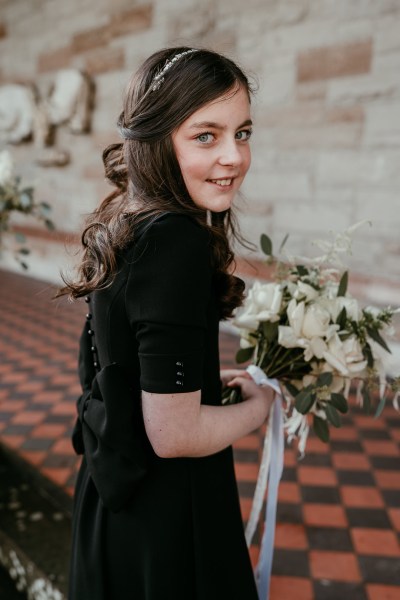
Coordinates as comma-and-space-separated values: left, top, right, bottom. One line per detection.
125, 213, 213, 394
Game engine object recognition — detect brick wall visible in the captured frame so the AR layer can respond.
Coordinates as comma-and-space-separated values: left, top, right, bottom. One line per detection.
0, 0, 399, 307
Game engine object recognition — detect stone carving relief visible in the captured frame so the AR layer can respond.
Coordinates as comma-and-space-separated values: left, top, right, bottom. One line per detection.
0, 69, 94, 167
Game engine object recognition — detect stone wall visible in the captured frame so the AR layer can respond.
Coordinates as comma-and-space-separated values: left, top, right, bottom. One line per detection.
0, 0, 399, 304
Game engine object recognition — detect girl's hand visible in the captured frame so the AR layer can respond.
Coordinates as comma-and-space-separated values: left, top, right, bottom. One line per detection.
220, 368, 252, 388
226, 374, 275, 420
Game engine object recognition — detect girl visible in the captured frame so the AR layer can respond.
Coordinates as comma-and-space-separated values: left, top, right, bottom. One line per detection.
63, 47, 274, 600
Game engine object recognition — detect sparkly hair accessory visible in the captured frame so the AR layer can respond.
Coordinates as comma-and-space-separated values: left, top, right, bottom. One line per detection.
150, 49, 198, 92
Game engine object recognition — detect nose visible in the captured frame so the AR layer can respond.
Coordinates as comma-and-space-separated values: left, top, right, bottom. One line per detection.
217, 137, 245, 167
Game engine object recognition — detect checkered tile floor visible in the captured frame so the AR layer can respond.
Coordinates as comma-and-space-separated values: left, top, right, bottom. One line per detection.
0, 268, 399, 600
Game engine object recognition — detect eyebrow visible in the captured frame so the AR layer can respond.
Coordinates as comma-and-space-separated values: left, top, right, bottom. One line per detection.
189, 119, 253, 130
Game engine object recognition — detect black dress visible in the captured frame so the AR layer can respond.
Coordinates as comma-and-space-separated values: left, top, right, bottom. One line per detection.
68, 213, 258, 600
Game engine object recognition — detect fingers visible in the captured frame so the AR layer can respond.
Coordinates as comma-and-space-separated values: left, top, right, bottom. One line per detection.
220, 369, 252, 386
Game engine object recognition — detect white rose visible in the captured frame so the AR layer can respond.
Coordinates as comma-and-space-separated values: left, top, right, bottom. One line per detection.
294, 281, 319, 302
235, 281, 283, 330
0, 150, 14, 186
323, 334, 367, 376
301, 303, 331, 339
330, 297, 361, 322
287, 299, 305, 337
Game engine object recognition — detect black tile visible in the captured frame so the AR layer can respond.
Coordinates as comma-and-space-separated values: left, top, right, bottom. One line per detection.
337, 470, 375, 486
281, 467, 297, 482
313, 580, 367, 600
44, 414, 74, 424
20, 438, 54, 451
370, 456, 400, 470
301, 453, 332, 467
385, 417, 400, 428
358, 428, 391, 440
272, 548, 310, 577
307, 526, 353, 551
2, 424, 33, 435
330, 440, 363, 453
277, 502, 302, 524
233, 448, 259, 463
237, 480, 256, 498
346, 508, 391, 529
42, 454, 77, 469
27, 403, 53, 412
358, 556, 400, 585
382, 489, 400, 508
301, 486, 341, 504
0, 412, 12, 422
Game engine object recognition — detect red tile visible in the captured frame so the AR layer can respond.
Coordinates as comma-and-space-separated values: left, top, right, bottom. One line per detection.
310, 550, 361, 582
341, 486, 384, 508
249, 544, 259, 569
329, 426, 359, 440
52, 438, 76, 455
1, 434, 25, 449
354, 416, 384, 429
391, 429, 400, 442
374, 470, 400, 490
240, 498, 253, 521
65, 485, 75, 497
19, 450, 46, 467
304, 437, 329, 453
278, 481, 301, 503
50, 402, 76, 415
11, 411, 44, 425
233, 434, 260, 450
32, 391, 64, 404
1, 372, 29, 384
284, 448, 297, 467
388, 508, 400, 532
366, 584, 400, 600
274, 523, 308, 550
298, 466, 337, 486
332, 453, 371, 470
270, 576, 314, 600
15, 381, 45, 393
41, 467, 71, 487
351, 528, 400, 556
303, 503, 348, 528
362, 440, 400, 456
31, 423, 67, 438
0, 400, 27, 412
234, 463, 260, 482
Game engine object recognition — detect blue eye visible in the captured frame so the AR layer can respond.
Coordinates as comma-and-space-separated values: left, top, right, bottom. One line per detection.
196, 132, 214, 144
236, 129, 252, 141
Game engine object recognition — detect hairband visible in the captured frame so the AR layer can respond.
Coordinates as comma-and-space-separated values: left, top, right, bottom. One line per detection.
150, 49, 198, 92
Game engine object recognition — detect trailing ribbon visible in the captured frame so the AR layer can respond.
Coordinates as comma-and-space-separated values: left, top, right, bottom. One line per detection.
245, 365, 284, 600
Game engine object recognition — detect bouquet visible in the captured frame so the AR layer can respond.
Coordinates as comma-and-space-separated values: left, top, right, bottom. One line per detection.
0, 149, 54, 269
225, 222, 400, 454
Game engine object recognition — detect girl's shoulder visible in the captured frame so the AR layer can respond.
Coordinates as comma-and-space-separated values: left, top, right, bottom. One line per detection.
133, 211, 210, 250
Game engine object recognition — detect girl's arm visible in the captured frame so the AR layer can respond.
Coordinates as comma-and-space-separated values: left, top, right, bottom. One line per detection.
142, 374, 274, 458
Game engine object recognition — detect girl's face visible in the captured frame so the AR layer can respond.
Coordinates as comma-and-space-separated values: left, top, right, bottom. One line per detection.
172, 86, 252, 212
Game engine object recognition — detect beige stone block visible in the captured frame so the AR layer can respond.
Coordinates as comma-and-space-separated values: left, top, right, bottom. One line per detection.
354, 188, 400, 235
309, 0, 400, 20
245, 169, 311, 201
327, 71, 398, 104
316, 150, 400, 187
37, 45, 73, 73
257, 55, 296, 107
297, 40, 372, 83
364, 103, 400, 147
72, 24, 112, 54
273, 198, 353, 235
110, 5, 153, 38
85, 46, 125, 75
277, 122, 362, 150
296, 81, 328, 102
375, 13, 400, 53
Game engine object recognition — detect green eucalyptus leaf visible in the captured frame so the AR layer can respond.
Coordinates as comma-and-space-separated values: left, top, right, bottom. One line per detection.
362, 342, 374, 368
20, 261, 28, 270
316, 372, 333, 387
295, 388, 316, 414
325, 404, 341, 427
279, 233, 289, 253
330, 393, 348, 414
336, 307, 347, 330
236, 346, 254, 364
337, 271, 348, 297
313, 415, 330, 443
296, 265, 308, 276
362, 385, 371, 414
260, 234, 273, 256
374, 396, 387, 418
44, 219, 55, 231
18, 248, 30, 255
262, 321, 278, 343
366, 326, 391, 353
284, 382, 300, 398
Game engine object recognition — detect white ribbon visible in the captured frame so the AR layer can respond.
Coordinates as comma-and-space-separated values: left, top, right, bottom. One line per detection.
245, 365, 284, 600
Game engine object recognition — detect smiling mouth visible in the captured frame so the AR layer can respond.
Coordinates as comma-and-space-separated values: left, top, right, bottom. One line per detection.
208, 178, 234, 187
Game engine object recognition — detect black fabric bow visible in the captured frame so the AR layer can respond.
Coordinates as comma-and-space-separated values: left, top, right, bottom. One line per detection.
72, 363, 150, 512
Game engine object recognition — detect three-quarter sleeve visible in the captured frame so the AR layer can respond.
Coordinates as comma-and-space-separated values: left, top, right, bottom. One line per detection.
125, 214, 212, 394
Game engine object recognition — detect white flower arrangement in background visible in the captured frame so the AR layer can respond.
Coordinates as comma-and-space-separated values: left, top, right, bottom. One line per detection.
0, 149, 54, 269
225, 222, 400, 454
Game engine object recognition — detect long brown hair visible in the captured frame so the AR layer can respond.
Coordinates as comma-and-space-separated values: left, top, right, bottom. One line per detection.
59, 47, 254, 318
